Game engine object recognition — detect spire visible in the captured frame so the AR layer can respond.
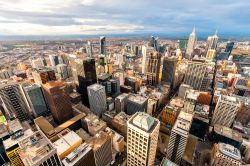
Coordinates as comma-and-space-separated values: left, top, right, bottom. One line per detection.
192, 26, 196, 33
214, 28, 218, 38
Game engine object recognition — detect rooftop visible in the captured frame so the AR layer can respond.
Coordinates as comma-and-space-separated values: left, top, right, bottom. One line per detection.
128, 95, 148, 105
18, 131, 55, 165
87, 83, 104, 91
172, 111, 193, 136
88, 131, 110, 151
132, 112, 155, 131
214, 124, 242, 142
218, 143, 241, 161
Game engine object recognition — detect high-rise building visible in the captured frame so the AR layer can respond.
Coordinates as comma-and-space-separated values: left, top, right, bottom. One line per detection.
87, 84, 107, 117
72, 58, 97, 106
49, 54, 60, 67
115, 93, 129, 113
161, 56, 178, 88
183, 61, 207, 90
42, 81, 73, 124
21, 83, 48, 117
206, 49, 217, 60
18, 131, 62, 166
146, 52, 161, 86
30, 57, 46, 69
211, 95, 240, 127
126, 95, 148, 115
211, 143, 241, 166
86, 41, 93, 57
178, 39, 188, 49
225, 41, 235, 55
206, 32, 219, 50
142, 46, 154, 74
88, 131, 112, 166
167, 111, 193, 164
127, 112, 160, 166
32, 67, 56, 85
186, 27, 197, 59
100, 36, 106, 55
0, 82, 30, 121
3, 127, 34, 166
150, 36, 159, 51
56, 63, 69, 79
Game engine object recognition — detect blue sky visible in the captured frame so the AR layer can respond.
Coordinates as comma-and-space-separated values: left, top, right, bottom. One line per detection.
0, 0, 249, 37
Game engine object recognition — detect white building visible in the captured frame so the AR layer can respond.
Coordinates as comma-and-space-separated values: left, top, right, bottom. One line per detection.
186, 27, 197, 59
127, 112, 160, 166
167, 111, 194, 164
211, 95, 240, 127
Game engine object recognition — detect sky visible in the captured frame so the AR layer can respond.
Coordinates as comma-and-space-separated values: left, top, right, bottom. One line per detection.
0, 0, 249, 37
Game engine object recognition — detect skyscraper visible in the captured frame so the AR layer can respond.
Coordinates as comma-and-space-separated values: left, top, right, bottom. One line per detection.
161, 56, 178, 88
42, 81, 73, 124
88, 131, 112, 166
150, 36, 159, 51
49, 54, 60, 67
127, 112, 160, 166
71, 58, 97, 106
30, 57, 46, 69
100, 36, 106, 55
126, 95, 148, 115
0, 82, 30, 121
32, 67, 56, 85
184, 61, 207, 90
167, 111, 193, 164
186, 27, 197, 59
86, 41, 93, 57
87, 84, 107, 117
225, 41, 235, 55
211, 95, 240, 127
18, 131, 62, 166
142, 46, 154, 74
146, 52, 161, 86
211, 143, 241, 166
206, 31, 219, 59
21, 83, 48, 117
56, 63, 69, 79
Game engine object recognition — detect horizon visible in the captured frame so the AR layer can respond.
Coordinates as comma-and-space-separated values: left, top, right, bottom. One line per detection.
0, 0, 250, 38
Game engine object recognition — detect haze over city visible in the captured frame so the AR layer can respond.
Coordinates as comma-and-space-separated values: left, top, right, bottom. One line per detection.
0, 0, 250, 38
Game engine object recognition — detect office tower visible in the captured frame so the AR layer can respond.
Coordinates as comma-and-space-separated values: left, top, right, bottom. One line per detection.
211, 95, 240, 127
142, 46, 154, 74
88, 131, 112, 166
150, 36, 158, 51
0, 82, 30, 121
124, 77, 139, 93
30, 57, 46, 69
206, 49, 217, 60
86, 41, 93, 57
21, 83, 48, 117
49, 54, 59, 67
42, 81, 73, 124
71, 58, 97, 106
233, 77, 250, 97
32, 67, 56, 85
87, 84, 107, 117
56, 63, 69, 79
184, 61, 207, 90
186, 27, 197, 59
183, 89, 199, 113
161, 56, 178, 88
126, 95, 148, 115
127, 112, 160, 166
115, 93, 129, 113
0, 69, 13, 79
3, 127, 34, 166
146, 52, 161, 86
206, 31, 219, 50
18, 131, 62, 166
167, 111, 193, 164
211, 143, 241, 166
62, 143, 96, 166
178, 39, 188, 49
100, 36, 106, 55
225, 41, 235, 55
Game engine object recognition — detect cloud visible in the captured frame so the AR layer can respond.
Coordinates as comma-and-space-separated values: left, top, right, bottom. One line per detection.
0, 0, 249, 36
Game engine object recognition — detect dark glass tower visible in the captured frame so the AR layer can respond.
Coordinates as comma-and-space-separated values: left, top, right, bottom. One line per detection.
100, 36, 106, 55
162, 57, 178, 89
225, 41, 234, 55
